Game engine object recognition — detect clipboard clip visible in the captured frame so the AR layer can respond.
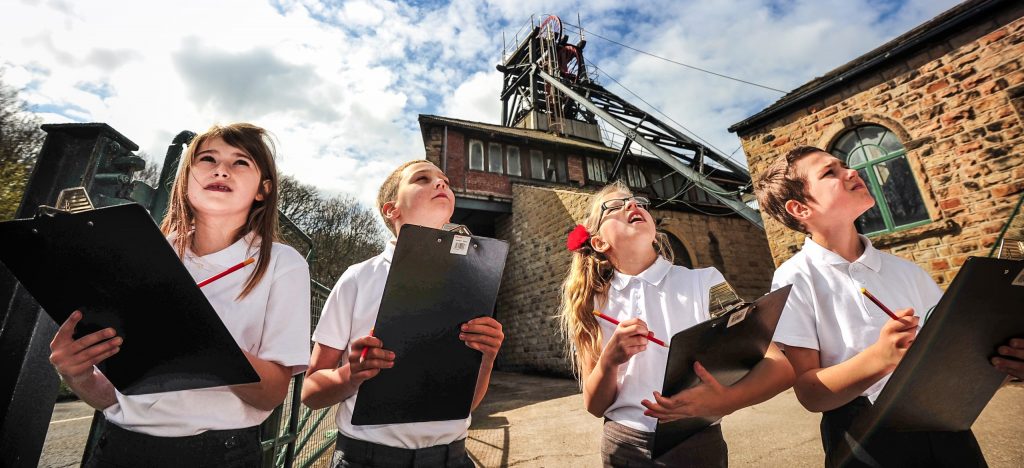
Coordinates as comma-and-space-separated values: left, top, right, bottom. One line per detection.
36, 187, 95, 218
708, 281, 744, 318
442, 223, 472, 236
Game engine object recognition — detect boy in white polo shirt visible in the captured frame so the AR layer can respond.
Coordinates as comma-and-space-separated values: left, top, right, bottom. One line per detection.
302, 159, 504, 468
755, 146, 1022, 467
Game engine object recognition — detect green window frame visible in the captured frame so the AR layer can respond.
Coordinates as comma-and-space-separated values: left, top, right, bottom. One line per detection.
830, 125, 930, 236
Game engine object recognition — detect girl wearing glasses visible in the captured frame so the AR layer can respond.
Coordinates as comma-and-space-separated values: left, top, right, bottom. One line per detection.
558, 180, 794, 467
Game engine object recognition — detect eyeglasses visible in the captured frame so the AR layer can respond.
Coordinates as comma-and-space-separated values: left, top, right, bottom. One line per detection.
599, 196, 650, 219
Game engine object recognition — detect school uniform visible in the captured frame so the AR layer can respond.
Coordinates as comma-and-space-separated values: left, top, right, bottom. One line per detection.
313, 240, 474, 468
773, 235, 985, 467
597, 256, 729, 467
87, 234, 311, 468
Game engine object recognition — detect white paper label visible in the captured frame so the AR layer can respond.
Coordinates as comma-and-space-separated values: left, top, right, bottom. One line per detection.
726, 308, 748, 328
450, 235, 470, 255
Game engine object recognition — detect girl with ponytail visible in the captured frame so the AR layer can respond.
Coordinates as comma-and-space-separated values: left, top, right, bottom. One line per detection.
558, 181, 793, 467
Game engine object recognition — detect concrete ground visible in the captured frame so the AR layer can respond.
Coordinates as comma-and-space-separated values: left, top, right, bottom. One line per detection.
464, 372, 1024, 467
41, 399, 97, 468
41, 372, 1024, 467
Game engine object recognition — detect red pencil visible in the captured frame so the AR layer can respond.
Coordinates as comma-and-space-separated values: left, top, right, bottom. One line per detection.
593, 311, 668, 347
359, 328, 375, 363
860, 288, 900, 321
197, 257, 255, 288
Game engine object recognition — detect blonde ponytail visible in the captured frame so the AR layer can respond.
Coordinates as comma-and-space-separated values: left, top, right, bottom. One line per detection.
558, 181, 676, 385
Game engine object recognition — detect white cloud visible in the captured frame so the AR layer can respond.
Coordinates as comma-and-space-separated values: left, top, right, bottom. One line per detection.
1, 0, 963, 209
440, 70, 502, 124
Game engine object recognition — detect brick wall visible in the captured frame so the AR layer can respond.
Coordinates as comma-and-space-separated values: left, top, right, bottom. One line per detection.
423, 126, 512, 196
738, 7, 1024, 286
568, 154, 585, 186
494, 184, 774, 375
466, 171, 513, 196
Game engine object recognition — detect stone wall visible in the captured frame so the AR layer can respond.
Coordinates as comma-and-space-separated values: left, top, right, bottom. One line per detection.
494, 184, 775, 375
737, 6, 1024, 286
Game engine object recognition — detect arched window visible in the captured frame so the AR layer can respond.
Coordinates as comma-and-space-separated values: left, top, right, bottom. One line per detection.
830, 125, 930, 235
468, 140, 484, 171
663, 232, 693, 268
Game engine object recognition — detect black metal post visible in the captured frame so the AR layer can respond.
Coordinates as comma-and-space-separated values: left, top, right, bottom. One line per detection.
0, 123, 139, 465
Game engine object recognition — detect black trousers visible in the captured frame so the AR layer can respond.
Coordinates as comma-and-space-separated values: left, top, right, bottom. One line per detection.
821, 396, 987, 468
83, 422, 261, 468
331, 433, 475, 468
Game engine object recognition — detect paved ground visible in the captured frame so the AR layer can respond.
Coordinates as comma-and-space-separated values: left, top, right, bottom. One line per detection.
463, 372, 1024, 467
41, 399, 97, 468
41, 372, 1024, 467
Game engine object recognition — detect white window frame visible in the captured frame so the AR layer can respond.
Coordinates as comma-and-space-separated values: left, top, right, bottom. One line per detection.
506, 146, 522, 177
488, 143, 504, 173
530, 150, 544, 179
468, 140, 484, 171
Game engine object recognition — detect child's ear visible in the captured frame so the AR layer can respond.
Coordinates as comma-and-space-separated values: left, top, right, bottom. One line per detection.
254, 179, 273, 202
785, 199, 811, 223
381, 201, 399, 221
590, 234, 610, 254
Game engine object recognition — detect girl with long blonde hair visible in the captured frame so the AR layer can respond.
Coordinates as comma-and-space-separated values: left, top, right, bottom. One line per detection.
49, 123, 311, 467
558, 180, 793, 467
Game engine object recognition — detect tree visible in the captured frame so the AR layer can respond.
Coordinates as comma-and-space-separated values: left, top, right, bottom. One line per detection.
277, 175, 387, 285
132, 151, 161, 188
0, 74, 45, 220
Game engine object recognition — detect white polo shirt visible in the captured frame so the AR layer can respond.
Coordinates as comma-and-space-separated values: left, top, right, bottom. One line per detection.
312, 241, 471, 449
599, 256, 725, 432
772, 235, 942, 401
103, 233, 312, 436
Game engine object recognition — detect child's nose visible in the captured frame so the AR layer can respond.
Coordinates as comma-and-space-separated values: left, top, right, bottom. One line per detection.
435, 178, 447, 189
213, 162, 230, 177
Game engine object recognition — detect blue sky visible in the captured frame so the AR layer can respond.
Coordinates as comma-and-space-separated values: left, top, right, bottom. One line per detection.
1, 0, 961, 206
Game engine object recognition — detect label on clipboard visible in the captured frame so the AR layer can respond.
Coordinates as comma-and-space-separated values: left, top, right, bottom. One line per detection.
726, 308, 748, 328
450, 235, 470, 255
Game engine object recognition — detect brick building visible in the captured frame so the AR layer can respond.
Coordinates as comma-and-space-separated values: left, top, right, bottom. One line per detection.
418, 114, 775, 375
730, 0, 1024, 285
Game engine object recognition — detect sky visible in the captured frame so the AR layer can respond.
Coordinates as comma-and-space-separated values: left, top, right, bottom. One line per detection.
1, 0, 962, 207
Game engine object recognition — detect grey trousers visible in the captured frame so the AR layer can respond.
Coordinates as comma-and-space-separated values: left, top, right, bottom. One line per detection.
331, 433, 475, 468
601, 419, 728, 468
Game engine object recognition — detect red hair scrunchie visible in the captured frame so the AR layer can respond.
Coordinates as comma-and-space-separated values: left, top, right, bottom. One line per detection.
566, 224, 591, 252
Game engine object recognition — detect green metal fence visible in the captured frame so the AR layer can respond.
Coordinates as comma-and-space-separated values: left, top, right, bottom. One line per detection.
284, 280, 339, 468
260, 219, 338, 468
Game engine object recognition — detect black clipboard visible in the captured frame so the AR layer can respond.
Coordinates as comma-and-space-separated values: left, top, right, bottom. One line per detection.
351, 224, 509, 425
652, 285, 792, 459
0, 203, 259, 395
856, 256, 1024, 433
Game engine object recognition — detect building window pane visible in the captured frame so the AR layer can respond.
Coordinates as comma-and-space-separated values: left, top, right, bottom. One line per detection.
488, 143, 503, 173
507, 147, 521, 176
587, 157, 611, 184
530, 150, 544, 179
626, 164, 646, 189
544, 154, 564, 182
875, 157, 929, 227
469, 140, 484, 171
831, 125, 929, 235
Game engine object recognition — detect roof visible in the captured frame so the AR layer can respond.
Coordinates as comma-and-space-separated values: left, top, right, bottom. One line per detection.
728, 0, 1009, 134
418, 114, 617, 155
